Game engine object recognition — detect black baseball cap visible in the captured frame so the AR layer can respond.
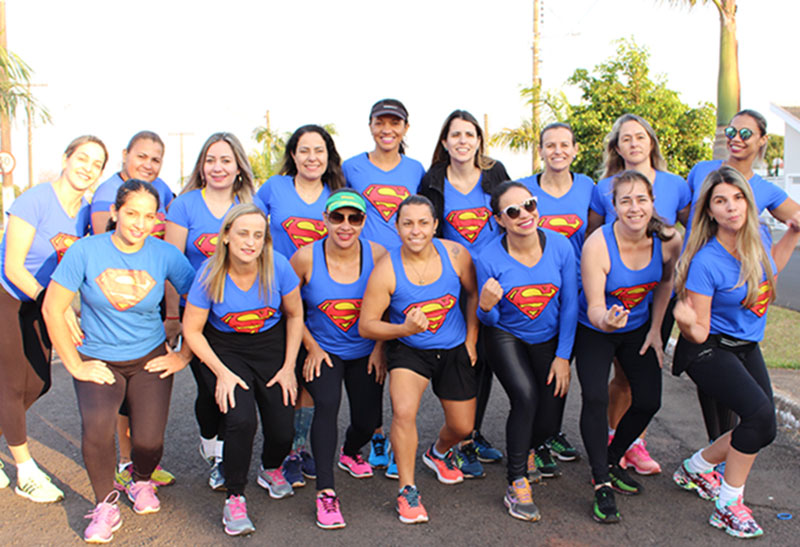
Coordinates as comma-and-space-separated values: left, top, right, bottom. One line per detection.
369, 99, 408, 121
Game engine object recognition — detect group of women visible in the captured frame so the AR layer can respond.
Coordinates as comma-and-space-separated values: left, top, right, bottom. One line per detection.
0, 99, 796, 542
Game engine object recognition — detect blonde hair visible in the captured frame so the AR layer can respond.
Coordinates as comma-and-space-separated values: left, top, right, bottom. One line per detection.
200, 204, 274, 304
180, 132, 255, 203
675, 166, 774, 308
601, 114, 666, 179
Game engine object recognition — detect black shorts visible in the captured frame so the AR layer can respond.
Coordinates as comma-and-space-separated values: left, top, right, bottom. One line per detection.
387, 341, 477, 401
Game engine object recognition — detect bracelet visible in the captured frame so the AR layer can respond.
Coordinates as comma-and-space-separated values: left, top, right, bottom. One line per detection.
166, 316, 180, 321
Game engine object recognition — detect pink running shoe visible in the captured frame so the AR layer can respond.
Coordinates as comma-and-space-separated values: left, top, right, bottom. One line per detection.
127, 481, 160, 514
624, 441, 661, 475
709, 496, 763, 538
84, 491, 122, 543
316, 492, 346, 529
338, 451, 373, 478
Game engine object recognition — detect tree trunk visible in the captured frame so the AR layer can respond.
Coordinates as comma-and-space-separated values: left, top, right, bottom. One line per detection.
713, 0, 739, 160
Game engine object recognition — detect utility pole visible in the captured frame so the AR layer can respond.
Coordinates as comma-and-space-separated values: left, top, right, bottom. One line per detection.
25, 82, 47, 189
0, 0, 13, 192
169, 132, 194, 186
483, 114, 490, 152
532, 0, 542, 172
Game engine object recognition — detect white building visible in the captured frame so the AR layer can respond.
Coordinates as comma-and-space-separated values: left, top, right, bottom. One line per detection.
769, 103, 800, 205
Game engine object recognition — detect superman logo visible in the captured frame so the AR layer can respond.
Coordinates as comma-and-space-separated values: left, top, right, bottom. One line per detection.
194, 233, 219, 258
446, 207, 491, 243
50, 233, 80, 262
95, 269, 156, 311
282, 217, 327, 249
318, 298, 361, 332
538, 214, 583, 238
363, 184, 411, 222
220, 307, 276, 334
611, 282, 658, 310
402, 294, 457, 334
743, 280, 771, 318
505, 283, 559, 320
150, 212, 167, 239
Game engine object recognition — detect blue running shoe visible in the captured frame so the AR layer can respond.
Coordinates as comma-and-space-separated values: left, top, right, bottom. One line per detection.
369, 433, 389, 468
281, 454, 305, 488
714, 461, 726, 476
385, 451, 398, 479
299, 450, 316, 480
454, 443, 485, 478
472, 431, 503, 463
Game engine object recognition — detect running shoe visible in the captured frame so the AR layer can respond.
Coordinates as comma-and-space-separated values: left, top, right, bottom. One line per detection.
338, 451, 373, 478
0, 460, 9, 489
453, 443, 485, 479
150, 465, 176, 487
299, 450, 317, 480
709, 496, 763, 539
472, 431, 503, 463
526, 450, 543, 484
422, 444, 464, 485
593, 485, 620, 524
672, 459, 721, 501
504, 477, 540, 521
257, 467, 294, 499
369, 433, 390, 468
608, 432, 628, 468
714, 461, 726, 476
208, 460, 226, 491
623, 440, 661, 475
84, 491, 122, 543
126, 480, 160, 514
198, 442, 215, 467
546, 431, 579, 462
396, 485, 428, 524
316, 492, 346, 529
608, 463, 642, 495
281, 453, 305, 487
223, 495, 255, 536
385, 451, 398, 479
15, 468, 65, 503
114, 463, 133, 492
534, 445, 562, 478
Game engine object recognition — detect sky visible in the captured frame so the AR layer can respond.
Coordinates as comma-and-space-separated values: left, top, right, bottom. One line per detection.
3, 0, 799, 192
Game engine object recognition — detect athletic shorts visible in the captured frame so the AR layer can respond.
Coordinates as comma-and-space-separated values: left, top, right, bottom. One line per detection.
387, 341, 477, 401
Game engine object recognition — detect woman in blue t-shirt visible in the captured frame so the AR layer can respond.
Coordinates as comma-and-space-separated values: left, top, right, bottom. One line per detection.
164, 132, 257, 490
0, 135, 106, 503
183, 203, 303, 537
576, 171, 681, 524
671, 166, 800, 539
43, 180, 195, 543
359, 195, 479, 525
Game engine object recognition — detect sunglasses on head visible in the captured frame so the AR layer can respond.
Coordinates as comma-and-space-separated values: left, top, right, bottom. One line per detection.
327, 210, 365, 226
724, 126, 754, 141
501, 197, 537, 219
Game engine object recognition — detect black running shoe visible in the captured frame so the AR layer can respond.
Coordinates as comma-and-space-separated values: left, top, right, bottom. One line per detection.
608, 463, 642, 495
534, 445, 562, 478
593, 485, 620, 523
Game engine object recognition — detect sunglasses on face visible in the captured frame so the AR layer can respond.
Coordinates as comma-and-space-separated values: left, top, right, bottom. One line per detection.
327, 210, 365, 226
501, 197, 537, 219
724, 126, 754, 141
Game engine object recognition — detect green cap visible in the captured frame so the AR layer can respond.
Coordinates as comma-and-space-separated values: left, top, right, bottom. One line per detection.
325, 190, 367, 213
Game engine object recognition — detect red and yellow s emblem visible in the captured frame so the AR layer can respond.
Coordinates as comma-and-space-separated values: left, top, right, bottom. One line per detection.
50, 233, 80, 262
194, 233, 219, 258
220, 307, 277, 334
743, 280, 771, 318
611, 282, 657, 310
446, 207, 491, 243
282, 217, 327, 250
318, 299, 361, 332
403, 294, 457, 334
150, 212, 167, 239
363, 184, 411, 222
538, 214, 583, 238
95, 269, 156, 311
505, 283, 559, 320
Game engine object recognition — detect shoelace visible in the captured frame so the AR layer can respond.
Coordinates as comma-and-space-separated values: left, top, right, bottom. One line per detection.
227, 496, 248, 519
319, 494, 339, 513
443, 450, 458, 470
462, 444, 479, 463
86, 492, 119, 521
353, 454, 368, 465
512, 480, 533, 504
373, 438, 386, 457
267, 470, 287, 485
402, 487, 421, 507
728, 500, 755, 522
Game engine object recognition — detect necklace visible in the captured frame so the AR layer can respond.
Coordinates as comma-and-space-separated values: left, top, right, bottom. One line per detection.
405, 253, 432, 284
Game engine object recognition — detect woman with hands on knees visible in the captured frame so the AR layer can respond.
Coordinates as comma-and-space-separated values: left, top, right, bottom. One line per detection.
359, 195, 479, 525
42, 180, 195, 543
575, 170, 681, 525
182, 203, 303, 537
475, 181, 578, 522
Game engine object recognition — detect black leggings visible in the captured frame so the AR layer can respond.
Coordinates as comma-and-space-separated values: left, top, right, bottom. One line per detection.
485, 327, 564, 483
206, 323, 294, 497
302, 348, 383, 491
575, 323, 662, 484
182, 305, 224, 441
677, 336, 775, 455
74, 344, 173, 502
473, 324, 493, 432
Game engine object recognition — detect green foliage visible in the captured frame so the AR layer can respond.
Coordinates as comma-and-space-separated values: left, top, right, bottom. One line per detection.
249, 122, 337, 186
0, 46, 50, 124
491, 86, 570, 151
765, 134, 784, 175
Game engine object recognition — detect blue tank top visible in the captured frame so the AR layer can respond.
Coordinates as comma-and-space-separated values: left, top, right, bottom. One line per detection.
578, 223, 662, 333
388, 238, 466, 350
302, 238, 376, 360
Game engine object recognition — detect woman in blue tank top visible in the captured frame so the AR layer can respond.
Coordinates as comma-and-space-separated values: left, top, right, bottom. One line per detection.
359, 195, 479, 525
290, 189, 387, 529
576, 170, 681, 524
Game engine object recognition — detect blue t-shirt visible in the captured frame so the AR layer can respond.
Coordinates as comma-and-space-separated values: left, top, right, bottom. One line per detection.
685, 237, 776, 342
475, 232, 577, 359
91, 173, 174, 238
187, 253, 299, 334
578, 223, 663, 333
342, 152, 425, 249
302, 238, 376, 360
520, 172, 594, 259
256, 174, 330, 259
441, 176, 498, 256
591, 170, 690, 226
51, 233, 195, 361
0, 183, 91, 301
388, 239, 466, 350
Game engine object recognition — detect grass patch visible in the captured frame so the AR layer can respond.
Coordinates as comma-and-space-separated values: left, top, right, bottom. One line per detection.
763, 305, 800, 369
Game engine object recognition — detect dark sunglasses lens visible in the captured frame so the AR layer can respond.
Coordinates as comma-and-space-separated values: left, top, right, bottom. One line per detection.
349, 212, 365, 226
739, 128, 753, 141
328, 211, 345, 224
724, 127, 736, 139
523, 199, 537, 213
505, 206, 521, 219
